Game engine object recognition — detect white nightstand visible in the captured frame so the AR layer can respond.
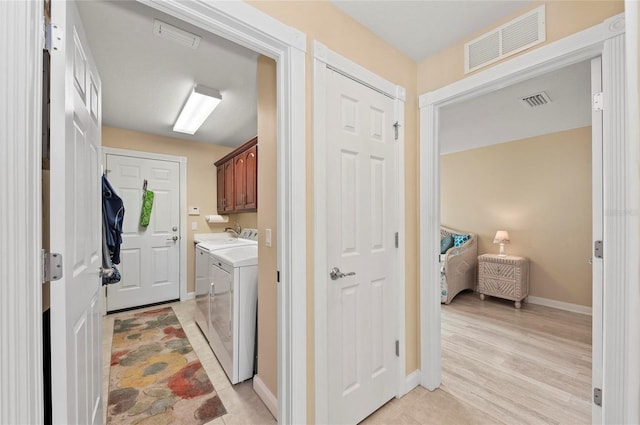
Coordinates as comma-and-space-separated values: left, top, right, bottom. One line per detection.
478, 254, 529, 309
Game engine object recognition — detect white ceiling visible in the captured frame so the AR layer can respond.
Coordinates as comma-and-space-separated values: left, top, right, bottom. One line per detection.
439, 60, 592, 154
330, 0, 533, 61
76, 1, 589, 152
77, 1, 258, 148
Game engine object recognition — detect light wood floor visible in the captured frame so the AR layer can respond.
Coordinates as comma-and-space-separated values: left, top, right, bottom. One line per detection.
363, 291, 592, 425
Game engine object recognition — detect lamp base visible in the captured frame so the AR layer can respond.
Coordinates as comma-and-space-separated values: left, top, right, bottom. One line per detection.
498, 243, 507, 257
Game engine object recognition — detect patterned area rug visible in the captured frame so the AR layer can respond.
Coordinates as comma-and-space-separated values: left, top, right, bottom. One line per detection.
107, 306, 226, 425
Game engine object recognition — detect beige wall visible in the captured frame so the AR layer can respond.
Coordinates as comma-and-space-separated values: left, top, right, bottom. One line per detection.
102, 126, 233, 294
417, 1, 625, 93
256, 55, 278, 397
441, 127, 593, 307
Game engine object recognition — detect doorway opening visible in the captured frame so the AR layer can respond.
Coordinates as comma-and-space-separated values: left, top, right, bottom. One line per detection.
46, 0, 306, 423
436, 57, 598, 423
419, 13, 631, 424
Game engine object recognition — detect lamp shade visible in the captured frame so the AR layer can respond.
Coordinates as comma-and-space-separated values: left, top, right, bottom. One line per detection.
493, 230, 510, 244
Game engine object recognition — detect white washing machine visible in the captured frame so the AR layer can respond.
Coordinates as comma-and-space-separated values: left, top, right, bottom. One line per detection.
194, 229, 257, 349
207, 245, 258, 384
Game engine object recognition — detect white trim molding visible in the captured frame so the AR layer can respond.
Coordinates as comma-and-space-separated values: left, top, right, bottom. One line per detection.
405, 370, 421, 394
0, 0, 45, 423
253, 374, 279, 420
312, 40, 408, 423
420, 13, 636, 425
526, 296, 592, 316
601, 29, 638, 425
102, 147, 189, 306
623, 2, 640, 423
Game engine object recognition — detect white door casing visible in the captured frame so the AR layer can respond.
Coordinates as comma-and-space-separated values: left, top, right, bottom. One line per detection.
49, 1, 103, 423
419, 13, 638, 425
105, 154, 181, 311
326, 69, 398, 424
0, 1, 44, 423
590, 55, 604, 424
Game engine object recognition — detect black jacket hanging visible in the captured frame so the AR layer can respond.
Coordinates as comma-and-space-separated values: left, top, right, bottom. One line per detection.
102, 175, 125, 264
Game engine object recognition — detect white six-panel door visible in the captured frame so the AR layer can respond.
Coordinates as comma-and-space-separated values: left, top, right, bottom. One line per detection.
105, 154, 181, 311
49, 1, 103, 423
326, 69, 397, 424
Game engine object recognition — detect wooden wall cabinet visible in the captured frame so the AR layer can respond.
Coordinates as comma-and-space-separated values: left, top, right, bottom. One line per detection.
214, 137, 258, 213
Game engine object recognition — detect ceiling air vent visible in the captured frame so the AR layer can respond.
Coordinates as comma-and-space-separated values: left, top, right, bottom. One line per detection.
520, 91, 552, 108
465, 5, 546, 74
153, 19, 201, 49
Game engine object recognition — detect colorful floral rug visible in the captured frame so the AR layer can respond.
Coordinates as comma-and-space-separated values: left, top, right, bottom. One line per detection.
107, 306, 226, 425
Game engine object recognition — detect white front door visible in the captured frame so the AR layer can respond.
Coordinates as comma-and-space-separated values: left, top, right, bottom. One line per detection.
326, 69, 398, 424
105, 154, 181, 311
49, 1, 103, 423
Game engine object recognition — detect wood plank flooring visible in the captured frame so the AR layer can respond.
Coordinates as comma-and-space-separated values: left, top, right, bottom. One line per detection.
363, 292, 592, 425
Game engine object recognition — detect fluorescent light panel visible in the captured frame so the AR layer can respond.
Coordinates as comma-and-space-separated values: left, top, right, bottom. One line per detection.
173, 85, 221, 135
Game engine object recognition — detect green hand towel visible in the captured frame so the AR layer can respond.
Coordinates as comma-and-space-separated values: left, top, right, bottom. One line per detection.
139, 189, 154, 227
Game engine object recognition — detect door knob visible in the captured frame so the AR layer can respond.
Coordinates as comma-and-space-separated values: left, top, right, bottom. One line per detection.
330, 267, 356, 280
167, 236, 178, 242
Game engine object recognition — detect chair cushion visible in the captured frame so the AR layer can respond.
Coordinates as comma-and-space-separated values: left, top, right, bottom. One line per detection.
440, 235, 454, 254
453, 233, 471, 247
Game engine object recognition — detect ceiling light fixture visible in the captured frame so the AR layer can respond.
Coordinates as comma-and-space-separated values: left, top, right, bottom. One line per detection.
173, 85, 222, 135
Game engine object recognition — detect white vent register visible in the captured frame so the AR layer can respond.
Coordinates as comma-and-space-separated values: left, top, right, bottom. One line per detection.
465, 5, 545, 74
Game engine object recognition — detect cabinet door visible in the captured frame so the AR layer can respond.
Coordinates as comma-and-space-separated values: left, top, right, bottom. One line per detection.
216, 165, 225, 213
244, 146, 257, 210
223, 160, 235, 212
234, 154, 246, 210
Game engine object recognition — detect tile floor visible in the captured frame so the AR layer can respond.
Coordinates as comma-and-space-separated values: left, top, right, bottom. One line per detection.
102, 299, 276, 425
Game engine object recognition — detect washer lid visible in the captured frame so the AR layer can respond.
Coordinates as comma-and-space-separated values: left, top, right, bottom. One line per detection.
198, 237, 257, 251
210, 245, 258, 267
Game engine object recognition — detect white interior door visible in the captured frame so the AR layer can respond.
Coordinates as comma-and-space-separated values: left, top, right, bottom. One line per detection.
49, 1, 103, 423
590, 56, 603, 423
105, 154, 181, 311
326, 69, 398, 424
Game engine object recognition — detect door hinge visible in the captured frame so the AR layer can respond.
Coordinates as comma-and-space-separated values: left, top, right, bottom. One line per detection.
395, 340, 399, 357
42, 250, 63, 283
593, 92, 604, 112
594, 240, 603, 259
593, 387, 602, 406
393, 122, 400, 140
45, 22, 63, 53
277, 270, 280, 283
395, 232, 399, 248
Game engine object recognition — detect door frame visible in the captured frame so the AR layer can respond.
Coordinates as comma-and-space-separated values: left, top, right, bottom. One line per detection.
101, 147, 188, 312
135, 2, 307, 422
0, 1, 45, 424
419, 12, 639, 424
3, 0, 308, 423
312, 40, 407, 424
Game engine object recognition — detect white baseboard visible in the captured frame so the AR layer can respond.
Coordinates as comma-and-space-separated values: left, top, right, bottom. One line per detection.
404, 370, 420, 395
183, 291, 196, 301
253, 374, 278, 420
527, 296, 592, 315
